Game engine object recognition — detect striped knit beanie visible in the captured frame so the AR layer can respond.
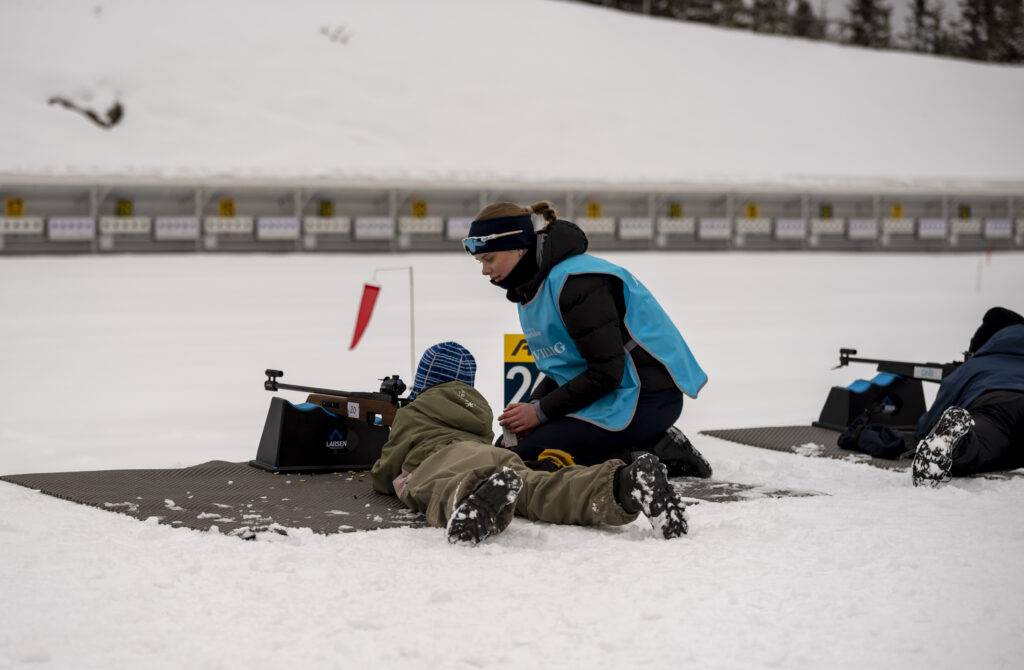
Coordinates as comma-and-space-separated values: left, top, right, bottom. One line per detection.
410, 342, 477, 399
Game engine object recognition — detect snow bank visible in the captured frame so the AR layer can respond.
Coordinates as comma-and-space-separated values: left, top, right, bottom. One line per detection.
1, 0, 1022, 188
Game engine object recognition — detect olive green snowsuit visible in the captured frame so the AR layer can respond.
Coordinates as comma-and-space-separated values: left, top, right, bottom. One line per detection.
370, 381, 637, 533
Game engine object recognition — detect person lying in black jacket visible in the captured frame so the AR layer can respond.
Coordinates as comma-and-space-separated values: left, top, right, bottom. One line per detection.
913, 307, 1024, 487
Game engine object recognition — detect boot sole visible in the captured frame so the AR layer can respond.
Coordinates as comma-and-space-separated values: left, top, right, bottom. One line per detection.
627, 454, 689, 538
446, 468, 523, 544
912, 407, 974, 488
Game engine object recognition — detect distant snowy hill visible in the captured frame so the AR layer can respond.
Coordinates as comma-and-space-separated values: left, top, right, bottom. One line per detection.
1, 0, 1022, 189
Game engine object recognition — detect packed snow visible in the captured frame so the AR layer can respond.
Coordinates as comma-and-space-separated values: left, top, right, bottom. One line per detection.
2, 251, 1023, 669
3, 1, 1024, 669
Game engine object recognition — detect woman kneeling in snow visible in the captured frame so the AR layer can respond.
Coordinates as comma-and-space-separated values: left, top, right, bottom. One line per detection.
369, 342, 689, 544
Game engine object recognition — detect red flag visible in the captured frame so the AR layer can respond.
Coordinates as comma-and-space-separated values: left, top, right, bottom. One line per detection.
350, 283, 380, 349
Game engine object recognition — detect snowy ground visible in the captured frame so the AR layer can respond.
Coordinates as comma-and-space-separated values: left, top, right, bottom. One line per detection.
2, 250, 1023, 669
3, 0, 1023, 667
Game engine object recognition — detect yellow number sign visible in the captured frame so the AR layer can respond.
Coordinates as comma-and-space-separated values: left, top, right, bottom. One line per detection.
890, 203, 904, 219
219, 199, 236, 217
116, 199, 133, 217
958, 203, 971, 219
667, 202, 682, 218
820, 203, 833, 219
5, 198, 24, 217
586, 202, 601, 218
744, 202, 759, 219
411, 200, 428, 218
504, 334, 539, 406
318, 200, 334, 217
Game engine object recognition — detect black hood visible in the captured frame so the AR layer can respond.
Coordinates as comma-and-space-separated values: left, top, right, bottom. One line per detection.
969, 307, 1024, 354
500, 220, 588, 304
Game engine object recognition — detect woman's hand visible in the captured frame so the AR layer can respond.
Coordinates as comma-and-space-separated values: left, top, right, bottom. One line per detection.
498, 402, 540, 435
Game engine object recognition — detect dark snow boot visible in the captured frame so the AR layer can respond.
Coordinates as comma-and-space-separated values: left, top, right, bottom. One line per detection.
649, 427, 713, 479
617, 453, 689, 539
446, 467, 523, 545
912, 406, 975, 488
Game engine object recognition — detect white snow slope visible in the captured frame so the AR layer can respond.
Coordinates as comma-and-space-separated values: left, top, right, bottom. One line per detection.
2, 2, 1024, 670
1, 0, 1023, 189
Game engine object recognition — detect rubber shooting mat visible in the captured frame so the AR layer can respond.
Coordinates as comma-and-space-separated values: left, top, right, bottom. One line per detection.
700, 425, 1024, 480
1, 460, 820, 539
0, 460, 422, 539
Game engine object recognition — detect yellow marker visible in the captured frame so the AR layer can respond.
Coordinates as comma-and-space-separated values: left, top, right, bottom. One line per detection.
744, 202, 759, 219
586, 202, 601, 218
411, 200, 428, 217
668, 202, 682, 218
218, 199, 236, 217
5, 197, 24, 217
116, 199, 133, 217
504, 333, 535, 363
318, 200, 334, 217
890, 203, 904, 219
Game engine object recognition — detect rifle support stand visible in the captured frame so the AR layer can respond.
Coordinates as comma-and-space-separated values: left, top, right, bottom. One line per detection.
814, 373, 926, 431
815, 348, 961, 432
251, 369, 405, 473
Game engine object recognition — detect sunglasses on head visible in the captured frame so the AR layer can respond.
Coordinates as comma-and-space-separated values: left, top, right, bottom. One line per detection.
462, 230, 521, 254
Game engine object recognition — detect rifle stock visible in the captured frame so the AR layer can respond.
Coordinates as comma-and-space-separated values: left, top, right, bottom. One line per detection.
305, 393, 398, 427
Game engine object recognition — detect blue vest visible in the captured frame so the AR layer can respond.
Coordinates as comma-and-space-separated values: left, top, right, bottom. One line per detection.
517, 254, 707, 430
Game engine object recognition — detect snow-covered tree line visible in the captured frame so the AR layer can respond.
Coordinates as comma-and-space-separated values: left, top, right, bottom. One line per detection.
572, 0, 1024, 62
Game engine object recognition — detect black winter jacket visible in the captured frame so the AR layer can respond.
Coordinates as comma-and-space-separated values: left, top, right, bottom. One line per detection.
915, 324, 1024, 437
502, 221, 675, 422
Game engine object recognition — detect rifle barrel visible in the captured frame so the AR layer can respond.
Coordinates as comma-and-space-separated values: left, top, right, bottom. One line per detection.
841, 355, 956, 382
263, 369, 408, 405
271, 381, 355, 396
266, 379, 400, 404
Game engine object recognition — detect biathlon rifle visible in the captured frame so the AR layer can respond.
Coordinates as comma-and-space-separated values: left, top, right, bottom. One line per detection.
263, 369, 411, 426
831, 348, 967, 383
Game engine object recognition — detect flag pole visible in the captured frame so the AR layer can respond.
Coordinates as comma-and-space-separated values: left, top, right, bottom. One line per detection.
373, 265, 415, 379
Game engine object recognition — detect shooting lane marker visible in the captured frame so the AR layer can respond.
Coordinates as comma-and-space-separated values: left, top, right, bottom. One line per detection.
504, 334, 544, 407
372, 266, 416, 379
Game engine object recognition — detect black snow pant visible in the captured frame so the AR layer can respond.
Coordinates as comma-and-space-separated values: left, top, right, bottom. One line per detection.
513, 387, 683, 466
951, 390, 1024, 476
